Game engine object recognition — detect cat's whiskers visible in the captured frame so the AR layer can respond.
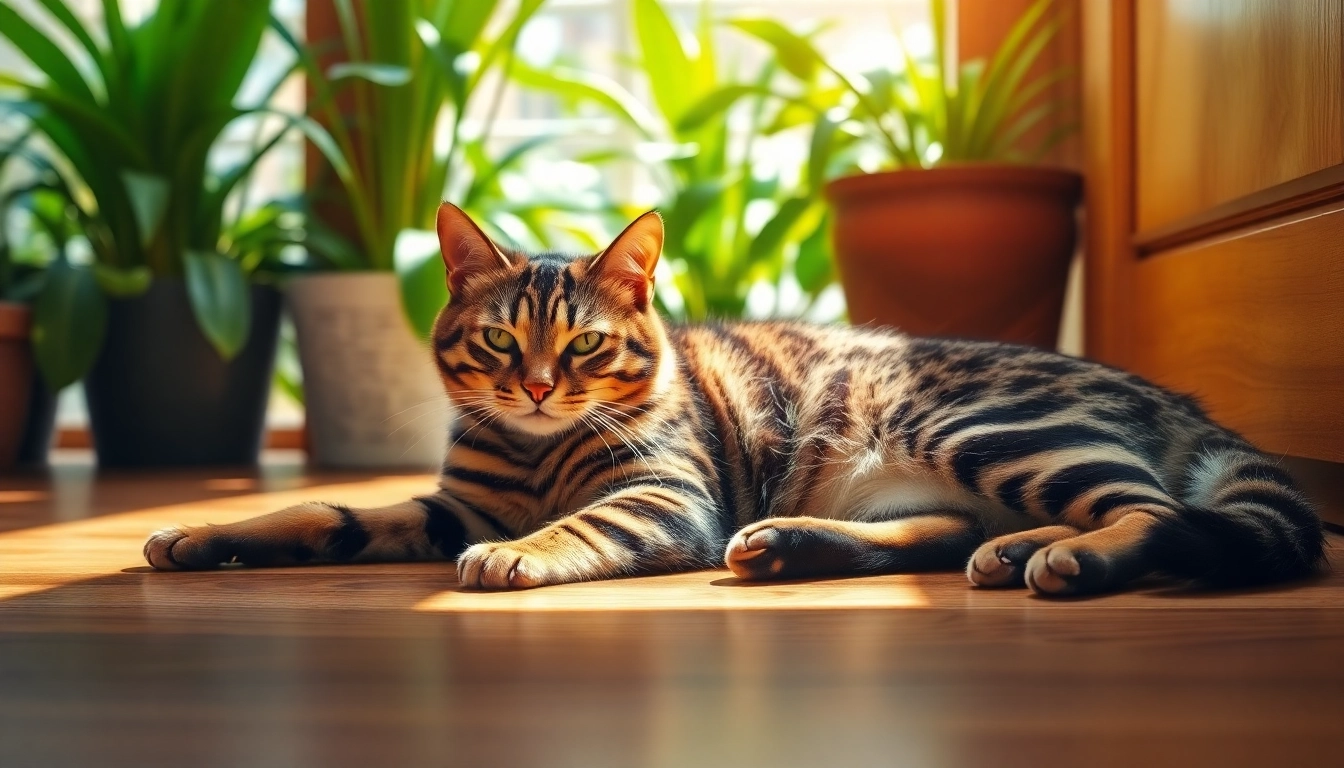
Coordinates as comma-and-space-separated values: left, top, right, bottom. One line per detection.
576, 412, 623, 483
381, 392, 453, 425
585, 404, 660, 483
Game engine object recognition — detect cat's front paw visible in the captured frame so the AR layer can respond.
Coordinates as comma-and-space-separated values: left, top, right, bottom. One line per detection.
144, 526, 233, 570
456, 542, 551, 590
144, 527, 190, 570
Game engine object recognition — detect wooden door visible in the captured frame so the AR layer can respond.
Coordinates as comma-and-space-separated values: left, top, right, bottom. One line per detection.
1084, 0, 1344, 523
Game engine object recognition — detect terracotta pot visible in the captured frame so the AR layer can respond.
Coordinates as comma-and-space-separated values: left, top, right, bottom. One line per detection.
287, 272, 450, 469
826, 165, 1082, 348
0, 302, 34, 470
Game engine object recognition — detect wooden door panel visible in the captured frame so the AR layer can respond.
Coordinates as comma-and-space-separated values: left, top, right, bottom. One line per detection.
1135, 0, 1344, 234
1131, 203, 1344, 463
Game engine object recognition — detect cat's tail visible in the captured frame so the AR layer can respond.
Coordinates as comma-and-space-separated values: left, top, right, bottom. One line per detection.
1145, 435, 1326, 587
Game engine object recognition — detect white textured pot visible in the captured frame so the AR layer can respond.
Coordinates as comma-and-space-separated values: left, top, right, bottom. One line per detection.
287, 272, 450, 468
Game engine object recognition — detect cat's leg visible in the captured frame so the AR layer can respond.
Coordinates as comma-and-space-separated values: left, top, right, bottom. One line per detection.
966, 525, 1084, 588
143, 492, 473, 570
455, 480, 720, 590
1021, 511, 1163, 596
723, 512, 985, 581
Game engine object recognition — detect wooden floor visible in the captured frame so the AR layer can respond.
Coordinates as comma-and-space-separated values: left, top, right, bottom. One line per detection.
2, 453, 1343, 767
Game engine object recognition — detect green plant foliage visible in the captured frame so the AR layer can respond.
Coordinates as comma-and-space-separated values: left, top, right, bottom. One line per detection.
183, 250, 251, 359
0, 0, 298, 364
275, 0, 596, 339
30, 257, 105, 390
517, 0, 837, 321
728, 0, 1075, 171
1, 130, 105, 387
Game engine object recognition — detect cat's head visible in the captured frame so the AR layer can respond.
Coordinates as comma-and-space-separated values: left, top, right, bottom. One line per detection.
431, 203, 672, 437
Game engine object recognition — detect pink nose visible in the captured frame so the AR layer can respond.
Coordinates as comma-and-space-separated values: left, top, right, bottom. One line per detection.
523, 381, 554, 403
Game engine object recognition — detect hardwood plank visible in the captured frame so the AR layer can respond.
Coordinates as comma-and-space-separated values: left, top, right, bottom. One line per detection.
1131, 202, 1344, 463
1135, 0, 1344, 233
1, 462, 1342, 767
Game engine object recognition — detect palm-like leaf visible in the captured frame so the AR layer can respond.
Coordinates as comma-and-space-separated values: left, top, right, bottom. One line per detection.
0, 0, 287, 364
736, 0, 1073, 172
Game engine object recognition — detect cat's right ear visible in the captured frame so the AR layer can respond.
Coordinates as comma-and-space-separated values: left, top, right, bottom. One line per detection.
436, 202, 512, 294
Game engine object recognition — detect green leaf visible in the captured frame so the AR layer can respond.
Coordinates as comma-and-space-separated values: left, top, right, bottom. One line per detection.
632, 0, 696, 123
92, 263, 152, 297
808, 111, 841, 188
966, 0, 1061, 155
327, 62, 413, 86
415, 18, 467, 110
30, 259, 106, 389
35, 0, 103, 67
794, 215, 832, 293
183, 250, 251, 359
0, 3, 96, 104
443, 0, 499, 53
463, 135, 556, 208
664, 180, 729, 260
676, 84, 773, 133
511, 62, 660, 138
727, 19, 822, 82
394, 228, 447, 339
120, 171, 170, 249
748, 196, 812, 264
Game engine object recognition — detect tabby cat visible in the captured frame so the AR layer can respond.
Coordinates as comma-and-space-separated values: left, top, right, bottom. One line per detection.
144, 204, 1325, 596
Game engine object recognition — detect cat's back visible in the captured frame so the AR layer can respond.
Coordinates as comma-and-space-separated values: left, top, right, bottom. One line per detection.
669, 319, 911, 393
667, 319, 1208, 462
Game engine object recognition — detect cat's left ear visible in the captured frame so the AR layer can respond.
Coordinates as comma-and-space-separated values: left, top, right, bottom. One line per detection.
590, 211, 662, 308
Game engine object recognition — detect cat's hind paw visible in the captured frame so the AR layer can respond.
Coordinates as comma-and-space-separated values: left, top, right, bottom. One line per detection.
1024, 544, 1109, 596
724, 523, 788, 580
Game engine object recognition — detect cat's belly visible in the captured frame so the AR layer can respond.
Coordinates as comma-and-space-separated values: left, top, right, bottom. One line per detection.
810, 456, 1034, 536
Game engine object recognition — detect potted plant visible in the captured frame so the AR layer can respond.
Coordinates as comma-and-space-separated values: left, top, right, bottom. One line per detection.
515, 0, 839, 320
735, 0, 1080, 347
0, 138, 86, 466
273, 0, 559, 467
0, 0, 296, 466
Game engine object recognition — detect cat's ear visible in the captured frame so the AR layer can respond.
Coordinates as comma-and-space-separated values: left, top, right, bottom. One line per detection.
436, 202, 512, 294
590, 211, 662, 308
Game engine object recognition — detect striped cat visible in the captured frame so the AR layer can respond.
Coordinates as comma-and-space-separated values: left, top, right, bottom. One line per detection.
144, 204, 1325, 596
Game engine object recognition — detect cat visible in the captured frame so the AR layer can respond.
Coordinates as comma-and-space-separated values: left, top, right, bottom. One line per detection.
144, 203, 1325, 596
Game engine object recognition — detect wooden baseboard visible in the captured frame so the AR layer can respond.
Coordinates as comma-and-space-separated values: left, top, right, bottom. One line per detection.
56, 427, 306, 451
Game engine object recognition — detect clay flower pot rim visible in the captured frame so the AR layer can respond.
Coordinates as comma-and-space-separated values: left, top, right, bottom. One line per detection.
826, 163, 1082, 203
0, 301, 32, 339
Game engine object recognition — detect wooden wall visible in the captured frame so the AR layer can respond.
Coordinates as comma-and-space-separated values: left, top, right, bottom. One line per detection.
1084, 0, 1344, 521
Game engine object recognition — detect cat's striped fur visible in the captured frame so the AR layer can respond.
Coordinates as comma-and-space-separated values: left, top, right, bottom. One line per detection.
145, 204, 1325, 596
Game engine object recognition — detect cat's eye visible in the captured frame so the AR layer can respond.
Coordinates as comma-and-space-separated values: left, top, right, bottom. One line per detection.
483, 328, 517, 352
568, 331, 604, 355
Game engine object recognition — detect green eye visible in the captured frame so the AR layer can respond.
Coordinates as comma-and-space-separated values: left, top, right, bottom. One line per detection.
568, 331, 604, 355
483, 328, 516, 352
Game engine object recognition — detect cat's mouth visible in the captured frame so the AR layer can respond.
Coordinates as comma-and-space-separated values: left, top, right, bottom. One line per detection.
508, 407, 574, 436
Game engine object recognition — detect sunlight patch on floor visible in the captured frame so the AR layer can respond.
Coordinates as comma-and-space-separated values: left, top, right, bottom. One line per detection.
412, 574, 931, 612
0, 475, 431, 601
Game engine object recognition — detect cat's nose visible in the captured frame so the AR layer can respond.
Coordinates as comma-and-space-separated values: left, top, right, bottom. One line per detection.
523, 381, 554, 404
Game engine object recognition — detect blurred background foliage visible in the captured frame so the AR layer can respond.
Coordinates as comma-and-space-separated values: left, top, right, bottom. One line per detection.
1, 0, 1068, 418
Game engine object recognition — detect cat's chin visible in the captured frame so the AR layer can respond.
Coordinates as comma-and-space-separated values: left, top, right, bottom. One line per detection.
504, 411, 576, 437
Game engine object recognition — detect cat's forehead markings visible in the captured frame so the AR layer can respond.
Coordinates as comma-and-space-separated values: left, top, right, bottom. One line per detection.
531, 263, 562, 314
